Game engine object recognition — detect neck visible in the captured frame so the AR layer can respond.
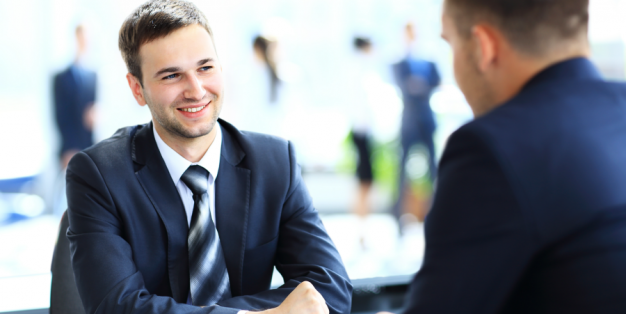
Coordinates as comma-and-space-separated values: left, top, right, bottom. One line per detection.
479, 43, 590, 116
154, 123, 217, 163
75, 51, 86, 65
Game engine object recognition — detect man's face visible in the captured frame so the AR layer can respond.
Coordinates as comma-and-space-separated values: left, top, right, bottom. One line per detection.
441, 5, 494, 116
135, 24, 223, 140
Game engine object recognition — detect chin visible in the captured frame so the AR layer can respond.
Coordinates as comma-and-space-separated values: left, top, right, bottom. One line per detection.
165, 122, 212, 139
191, 120, 218, 138
184, 126, 214, 139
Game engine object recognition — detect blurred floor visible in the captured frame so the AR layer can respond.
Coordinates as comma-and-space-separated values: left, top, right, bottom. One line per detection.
0, 215, 58, 312
0, 215, 58, 278
322, 213, 424, 279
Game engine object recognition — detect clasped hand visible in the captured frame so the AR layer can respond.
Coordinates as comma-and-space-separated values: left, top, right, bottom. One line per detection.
253, 281, 329, 314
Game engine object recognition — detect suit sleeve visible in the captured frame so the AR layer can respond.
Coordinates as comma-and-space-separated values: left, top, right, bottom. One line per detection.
217, 141, 353, 314
403, 128, 534, 314
66, 152, 239, 314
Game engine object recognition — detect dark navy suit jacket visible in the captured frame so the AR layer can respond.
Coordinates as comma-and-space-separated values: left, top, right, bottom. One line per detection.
66, 119, 352, 314
53, 65, 96, 156
393, 58, 441, 136
404, 58, 626, 313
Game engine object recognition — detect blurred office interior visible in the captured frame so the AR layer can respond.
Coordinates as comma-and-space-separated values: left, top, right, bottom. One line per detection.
0, 0, 625, 312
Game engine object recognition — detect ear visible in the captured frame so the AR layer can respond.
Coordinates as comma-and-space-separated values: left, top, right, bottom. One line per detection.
471, 24, 498, 72
126, 73, 147, 106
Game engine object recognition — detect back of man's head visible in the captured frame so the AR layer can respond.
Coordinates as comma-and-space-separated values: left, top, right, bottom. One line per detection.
445, 0, 589, 57
118, 0, 213, 85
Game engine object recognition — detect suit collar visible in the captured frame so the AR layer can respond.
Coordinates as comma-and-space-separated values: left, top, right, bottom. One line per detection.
132, 123, 190, 303
217, 119, 246, 166
214, 119, 250, 296
523, 57, 602, 92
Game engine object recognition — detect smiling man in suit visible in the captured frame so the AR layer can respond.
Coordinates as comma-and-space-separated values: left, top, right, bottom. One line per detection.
65, 1, 351, 314
384, 0, 626, 313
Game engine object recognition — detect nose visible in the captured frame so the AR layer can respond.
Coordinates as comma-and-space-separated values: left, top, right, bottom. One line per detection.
183, 74, 206, 101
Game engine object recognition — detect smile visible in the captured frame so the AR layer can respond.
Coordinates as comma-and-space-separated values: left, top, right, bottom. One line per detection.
178, 104, 208, 113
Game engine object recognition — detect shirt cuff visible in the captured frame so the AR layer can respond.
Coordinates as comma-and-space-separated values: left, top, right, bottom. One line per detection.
237, 311, 248, 314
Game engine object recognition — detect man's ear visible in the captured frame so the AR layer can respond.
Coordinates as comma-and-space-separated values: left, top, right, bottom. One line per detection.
126, 73, 147, 106
471, 24, 498, 73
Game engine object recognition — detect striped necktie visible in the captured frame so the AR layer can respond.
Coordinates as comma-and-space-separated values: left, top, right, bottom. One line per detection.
180, 165, 231, 306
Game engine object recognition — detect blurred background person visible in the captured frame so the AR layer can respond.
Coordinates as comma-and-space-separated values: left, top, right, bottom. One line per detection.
235, 33, 290, 138
51, 24, 97, 217
391, 22, 441, 228
253, 35, 281, 105
347, 37, 376, 249
53, 24, 97, 170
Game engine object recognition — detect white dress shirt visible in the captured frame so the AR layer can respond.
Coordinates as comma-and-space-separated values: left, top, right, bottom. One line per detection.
153, 123, 221, 226
153, 123, 246, 313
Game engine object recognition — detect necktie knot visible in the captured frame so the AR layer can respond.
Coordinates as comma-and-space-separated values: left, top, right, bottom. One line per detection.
181, 165, 209, 196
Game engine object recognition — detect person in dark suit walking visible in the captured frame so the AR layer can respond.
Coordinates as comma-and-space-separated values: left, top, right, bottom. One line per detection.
65, 1, 351, 314
386, 0, 626, 313
53, 25, 97, 169
392, 23, 441, 224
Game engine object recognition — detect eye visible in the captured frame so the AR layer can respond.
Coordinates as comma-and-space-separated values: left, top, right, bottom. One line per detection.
163, 73, 179, 80
199, 66, 213, 72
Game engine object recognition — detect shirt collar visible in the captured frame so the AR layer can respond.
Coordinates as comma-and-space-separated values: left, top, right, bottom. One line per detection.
153, 121, 222, 184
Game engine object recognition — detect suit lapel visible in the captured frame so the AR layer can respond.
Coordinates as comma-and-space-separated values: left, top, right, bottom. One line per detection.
132, 123, 190, 303
215, 121, 250, 297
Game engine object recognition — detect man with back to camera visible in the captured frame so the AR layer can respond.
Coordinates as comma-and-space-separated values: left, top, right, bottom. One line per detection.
65, 1, 351, 313
383, 0, 626, 313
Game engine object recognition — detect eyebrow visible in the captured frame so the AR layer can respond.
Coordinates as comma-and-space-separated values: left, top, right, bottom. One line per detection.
197, 58, 213, 66
153, 58, 215, 78
153, 66, 181, 78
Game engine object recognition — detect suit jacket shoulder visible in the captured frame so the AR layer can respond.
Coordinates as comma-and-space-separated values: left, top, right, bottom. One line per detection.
79, 124, 142, 171
461, 74, 626, 242
221, 120, 289, 155
219, 120, 294, 187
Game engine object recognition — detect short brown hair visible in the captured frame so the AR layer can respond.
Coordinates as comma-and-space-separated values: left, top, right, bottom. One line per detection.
445, 0, 589, 56
118, 0, 214, 85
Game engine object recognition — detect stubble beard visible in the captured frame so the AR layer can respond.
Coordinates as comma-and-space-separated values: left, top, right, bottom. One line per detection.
148, 94, 223, 140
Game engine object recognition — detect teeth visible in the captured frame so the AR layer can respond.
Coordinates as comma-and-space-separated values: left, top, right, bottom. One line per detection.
180, 105, 206, 113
